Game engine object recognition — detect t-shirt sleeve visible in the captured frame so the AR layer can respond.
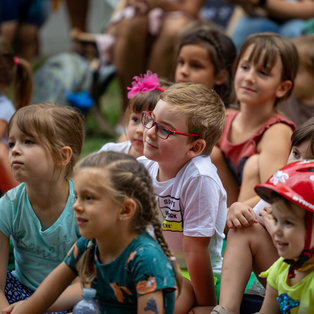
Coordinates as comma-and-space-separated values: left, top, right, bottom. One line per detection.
259, 257, 283, 291
182, 175, 223, 237
127, 243, 176, 297
63, 237, 89, 274
0, 192, 17, 237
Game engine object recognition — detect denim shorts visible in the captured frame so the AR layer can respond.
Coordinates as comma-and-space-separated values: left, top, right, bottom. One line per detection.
0, 0, 50, 26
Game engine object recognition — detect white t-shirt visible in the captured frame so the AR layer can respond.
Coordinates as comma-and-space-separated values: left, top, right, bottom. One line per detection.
98, 140, 131, 154
0, 95, 15, 146
138, 155, 227, 275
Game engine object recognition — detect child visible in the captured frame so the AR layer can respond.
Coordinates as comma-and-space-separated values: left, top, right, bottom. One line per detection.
212, 32, 297, 207
255, 160, 314, 313
99, 71, 172, 158
0, 104, 84, 311
212, 117, 314, 314
278, 35, 314, 128
175, 22, 237, 107
3, 151, 181, 314
139, 82, 227, 313
0, 38, 33, 193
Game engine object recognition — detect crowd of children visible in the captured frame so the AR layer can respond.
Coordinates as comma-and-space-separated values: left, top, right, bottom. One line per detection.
1, 7, 314, 314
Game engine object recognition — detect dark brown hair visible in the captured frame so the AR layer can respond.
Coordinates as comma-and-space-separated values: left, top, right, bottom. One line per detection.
235, 32, 299, 104
0, 38, 33, 108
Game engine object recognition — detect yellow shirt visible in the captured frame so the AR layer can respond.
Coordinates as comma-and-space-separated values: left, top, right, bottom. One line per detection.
260, 257, 314, 313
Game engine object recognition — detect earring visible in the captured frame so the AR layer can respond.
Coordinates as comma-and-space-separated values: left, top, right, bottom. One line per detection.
119, 216, 123, 221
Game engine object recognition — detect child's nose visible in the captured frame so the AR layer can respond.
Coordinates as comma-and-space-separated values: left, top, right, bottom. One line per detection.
145, 123, 158, 138
10, 143, 21, 155
136, 123, 144, 134
73, 199, 83, 212
245, 68, 256, 83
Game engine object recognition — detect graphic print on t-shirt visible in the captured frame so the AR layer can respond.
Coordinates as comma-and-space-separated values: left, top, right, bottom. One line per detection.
156, 194, 183, 232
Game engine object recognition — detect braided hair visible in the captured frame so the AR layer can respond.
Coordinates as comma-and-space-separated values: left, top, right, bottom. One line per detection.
75, 151, 182, 292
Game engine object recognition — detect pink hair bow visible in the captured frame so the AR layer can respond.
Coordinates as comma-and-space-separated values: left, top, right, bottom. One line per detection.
127, 70, 165, 99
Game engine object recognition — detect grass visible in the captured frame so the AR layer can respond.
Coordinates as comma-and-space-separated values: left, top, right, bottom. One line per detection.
81, 77, 123, 158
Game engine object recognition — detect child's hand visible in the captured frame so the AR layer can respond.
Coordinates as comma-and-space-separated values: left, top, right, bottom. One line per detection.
227, 202, 258, 229
259, 206, 275, 236
2, 301, 24, 314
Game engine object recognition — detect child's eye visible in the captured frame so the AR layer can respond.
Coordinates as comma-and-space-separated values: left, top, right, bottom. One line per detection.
191, 63, 202, 70
131, 117, 140, 124
273, 216, 278, 224
177, 58, 184, 66
85, 193, 95, 201
8, 141, 15, 149
24, 139, 35, 145
285, 220, 293, 226
291, 148, 301, 160
259, 70, 269, 76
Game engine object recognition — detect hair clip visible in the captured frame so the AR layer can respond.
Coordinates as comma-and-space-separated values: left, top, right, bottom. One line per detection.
127, 70, 165, 99
169, 256, 176, 261
13, 57, 19, 65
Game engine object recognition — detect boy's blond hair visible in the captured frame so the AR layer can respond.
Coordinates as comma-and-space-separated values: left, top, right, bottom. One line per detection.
159, 82, 225, 155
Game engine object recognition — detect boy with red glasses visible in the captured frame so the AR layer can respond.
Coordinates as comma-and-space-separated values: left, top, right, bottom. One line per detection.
138, 82, 227, 313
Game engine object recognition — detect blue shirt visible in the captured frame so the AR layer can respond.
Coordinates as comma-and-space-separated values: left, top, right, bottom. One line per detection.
0, 180, 80, 290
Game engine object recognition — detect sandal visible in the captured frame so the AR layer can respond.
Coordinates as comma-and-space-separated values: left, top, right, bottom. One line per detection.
211, 305, 230, 314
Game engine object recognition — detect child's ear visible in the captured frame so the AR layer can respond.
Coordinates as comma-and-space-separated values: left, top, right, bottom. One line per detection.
187, 139, 206, 158
119, 198, 137, 221
214, 69, 229, 86
275, 80, 292, 98
58, 146, 72, 166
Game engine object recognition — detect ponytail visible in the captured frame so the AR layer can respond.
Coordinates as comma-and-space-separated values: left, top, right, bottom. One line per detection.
13, 57, 33, 108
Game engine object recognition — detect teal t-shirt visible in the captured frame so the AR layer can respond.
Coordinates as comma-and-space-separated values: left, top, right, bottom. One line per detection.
64, 233, 176, 313
0, 180, 80, 290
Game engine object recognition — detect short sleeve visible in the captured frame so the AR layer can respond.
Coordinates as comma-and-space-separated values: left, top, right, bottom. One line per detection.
0, 189, 20, 237
126, 242, 176, 297
182, 175, 223, 237
64, 237, 89, 274
259, 257, 283, 291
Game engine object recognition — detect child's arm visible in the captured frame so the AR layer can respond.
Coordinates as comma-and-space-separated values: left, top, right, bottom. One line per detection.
183, 236, 216, 308
0, 231, 10, 310
137, 290, 163, 314
258, 123, 293, 186
258, 283, 280, 314
2, 262, 77, 314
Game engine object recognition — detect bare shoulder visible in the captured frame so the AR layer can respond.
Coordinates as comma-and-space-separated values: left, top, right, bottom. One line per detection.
259, 122, 293, 148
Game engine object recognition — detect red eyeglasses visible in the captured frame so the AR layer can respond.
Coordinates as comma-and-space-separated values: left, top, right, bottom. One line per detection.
141, 111, 200, 140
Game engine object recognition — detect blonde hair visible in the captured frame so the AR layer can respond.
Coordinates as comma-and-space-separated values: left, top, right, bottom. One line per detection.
75, 151, 182, 292
8, 103, 85, 177
235, 32, 299, 104
160, 82, 225, 155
